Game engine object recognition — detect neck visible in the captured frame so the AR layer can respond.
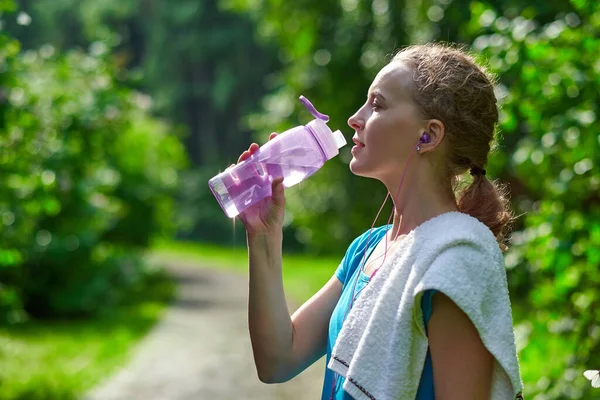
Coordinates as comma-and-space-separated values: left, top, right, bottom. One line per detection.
382, 170, 458, 241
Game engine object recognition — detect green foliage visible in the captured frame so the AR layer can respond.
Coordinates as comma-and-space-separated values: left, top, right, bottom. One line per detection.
13, 0, 278, 166
12, 0, 281, 244
2, 0, 600, 397
0, 3, 187, 322
468, 2, 600, 397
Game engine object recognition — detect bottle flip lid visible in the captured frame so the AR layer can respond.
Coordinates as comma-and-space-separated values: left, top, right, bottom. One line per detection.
299, 95, 330, 122
300, 95, 347, 159
300, 95, 346, 150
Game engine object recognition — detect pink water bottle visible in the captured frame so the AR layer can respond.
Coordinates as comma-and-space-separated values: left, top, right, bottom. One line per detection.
208, 96, 347, 218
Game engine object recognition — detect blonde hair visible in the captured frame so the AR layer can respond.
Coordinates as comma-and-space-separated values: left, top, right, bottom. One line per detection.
394, 43, 513, 250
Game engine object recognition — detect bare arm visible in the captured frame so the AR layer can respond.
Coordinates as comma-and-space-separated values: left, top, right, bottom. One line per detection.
428, 292, 494, 399
248, 231, 342, 383
239, 134, 343, 383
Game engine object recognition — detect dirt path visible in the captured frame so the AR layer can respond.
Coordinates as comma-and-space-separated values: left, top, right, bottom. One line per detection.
85, 258, 325, 400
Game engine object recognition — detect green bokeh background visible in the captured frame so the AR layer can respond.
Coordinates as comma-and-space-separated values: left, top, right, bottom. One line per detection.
0, 0, 598, 398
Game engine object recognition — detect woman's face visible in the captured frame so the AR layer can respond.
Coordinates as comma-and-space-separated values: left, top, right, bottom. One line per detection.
347, 61, 424, 180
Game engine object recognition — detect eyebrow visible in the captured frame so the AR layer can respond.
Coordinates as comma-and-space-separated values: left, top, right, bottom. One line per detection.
370, 90, 387, 102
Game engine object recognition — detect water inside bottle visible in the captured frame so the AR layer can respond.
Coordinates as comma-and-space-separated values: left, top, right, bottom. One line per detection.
210, 136, 326, 218
209, 175, 240, 217
265, 163, 320, 186
210, 163, 320, 218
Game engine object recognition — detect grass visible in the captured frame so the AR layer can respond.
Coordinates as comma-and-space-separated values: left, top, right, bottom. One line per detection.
0, 273, 174, 400
151, 239, 342, 304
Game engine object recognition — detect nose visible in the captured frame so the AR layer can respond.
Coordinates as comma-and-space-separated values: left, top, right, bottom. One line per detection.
348, 110, 364, 131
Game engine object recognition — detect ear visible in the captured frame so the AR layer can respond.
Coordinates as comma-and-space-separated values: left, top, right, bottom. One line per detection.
419, 119, 445, 153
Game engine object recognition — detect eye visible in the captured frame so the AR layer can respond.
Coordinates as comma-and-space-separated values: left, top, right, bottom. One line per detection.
372, 100, 382, 110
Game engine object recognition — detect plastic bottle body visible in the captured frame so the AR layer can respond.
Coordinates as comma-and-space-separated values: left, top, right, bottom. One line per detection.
208, 125, 327, 218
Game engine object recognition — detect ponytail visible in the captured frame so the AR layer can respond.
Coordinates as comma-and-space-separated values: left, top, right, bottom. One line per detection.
457, 174, 513, 251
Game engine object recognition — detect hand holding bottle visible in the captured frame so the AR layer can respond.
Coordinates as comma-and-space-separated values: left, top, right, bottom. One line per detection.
229, 133, 286, 235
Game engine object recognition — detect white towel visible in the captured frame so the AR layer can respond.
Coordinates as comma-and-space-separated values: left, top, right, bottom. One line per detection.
328, 211, 523, 400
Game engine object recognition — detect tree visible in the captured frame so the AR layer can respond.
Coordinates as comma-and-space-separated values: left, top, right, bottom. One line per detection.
10, 0, 281, 243
469, 2, 600, 397
0, 0, 187, 322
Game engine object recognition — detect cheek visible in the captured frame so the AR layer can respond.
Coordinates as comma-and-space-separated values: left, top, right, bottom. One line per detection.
365, 114, 401, 146
365, 118, 419, 164
369, 108, 420, 141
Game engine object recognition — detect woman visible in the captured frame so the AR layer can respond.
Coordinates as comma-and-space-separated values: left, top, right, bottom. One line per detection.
235, 43, 524, 399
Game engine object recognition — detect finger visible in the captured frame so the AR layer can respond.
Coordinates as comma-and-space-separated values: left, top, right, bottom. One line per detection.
271, 176, 286, 205
248, 143, 259, 154
271, 176, 285, 193
269, 132, 278, 140
238, 150, 250, 163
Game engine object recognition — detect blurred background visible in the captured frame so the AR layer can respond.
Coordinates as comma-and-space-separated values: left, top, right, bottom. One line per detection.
0, 0, 598, 398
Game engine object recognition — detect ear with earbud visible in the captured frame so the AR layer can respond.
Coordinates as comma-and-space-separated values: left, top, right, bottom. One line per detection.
415, 132, 431, 151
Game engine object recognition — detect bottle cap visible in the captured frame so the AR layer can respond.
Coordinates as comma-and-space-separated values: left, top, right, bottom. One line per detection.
332, 130, 346, 149
307, 120, 347, 160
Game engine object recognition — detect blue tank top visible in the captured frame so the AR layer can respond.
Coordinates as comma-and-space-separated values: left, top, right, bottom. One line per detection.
321, 226, 436, 400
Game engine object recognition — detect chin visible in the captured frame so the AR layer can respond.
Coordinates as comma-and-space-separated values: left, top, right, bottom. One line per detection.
350, 158, 393, 184
349, 158, 375, 178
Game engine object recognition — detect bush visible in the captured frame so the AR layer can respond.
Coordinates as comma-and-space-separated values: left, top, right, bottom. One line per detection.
468, 2, 600, 397
0, 3, 187, 322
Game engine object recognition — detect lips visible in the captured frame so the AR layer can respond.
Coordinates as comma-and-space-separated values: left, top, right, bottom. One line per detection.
352, 136, 365, 147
